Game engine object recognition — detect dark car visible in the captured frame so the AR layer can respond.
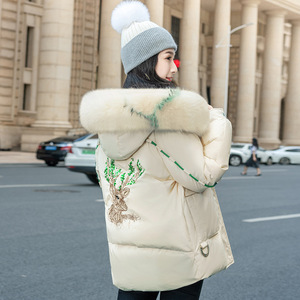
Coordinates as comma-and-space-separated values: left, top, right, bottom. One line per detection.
36, 135, 87, 166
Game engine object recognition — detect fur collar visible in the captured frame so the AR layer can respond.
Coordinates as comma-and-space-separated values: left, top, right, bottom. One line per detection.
80, 88, 210, 136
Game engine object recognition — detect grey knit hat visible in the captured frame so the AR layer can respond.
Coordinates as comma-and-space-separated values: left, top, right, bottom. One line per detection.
111, 1, 177, 74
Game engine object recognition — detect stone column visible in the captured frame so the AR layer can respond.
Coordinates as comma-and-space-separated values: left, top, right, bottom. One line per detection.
163, 4, 172, 32
234, 0, 260, 143
282, 21, 300, 145
258, 11, 286, 147
210, 0, 231, 108
179, 0, 201, 92
146, 0, 164, 27
21, 0, 74, 151
98, 0, 121, 88
32, 0, 74, 129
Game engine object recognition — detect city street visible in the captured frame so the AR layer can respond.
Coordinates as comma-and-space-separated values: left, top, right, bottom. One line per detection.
0, 162, 299, 300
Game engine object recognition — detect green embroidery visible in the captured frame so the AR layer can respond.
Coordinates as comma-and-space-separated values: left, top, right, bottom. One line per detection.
189, 174, 198, 181
104, 158, 145, 191
160, 150, 170, 158
129, 89, 180, 128
175, 161, 184, 170
104, 158, 145, 225
205, 183, 217, 188
137, 159, 144, 174
148, 139, 217, 188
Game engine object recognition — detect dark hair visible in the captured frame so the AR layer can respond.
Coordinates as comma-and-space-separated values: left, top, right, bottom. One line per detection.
123, 54, 177, 89
252, 138, 259, 148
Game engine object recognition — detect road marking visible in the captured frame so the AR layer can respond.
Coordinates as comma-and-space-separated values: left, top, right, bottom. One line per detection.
0, 184, 80, 189
258, 169, 287, 173
243, 213, 300, 223
0, 164, 42, 168
95, 199, 104, 202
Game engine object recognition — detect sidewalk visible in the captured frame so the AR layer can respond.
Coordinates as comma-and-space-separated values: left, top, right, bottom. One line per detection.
0, 151, 42, 164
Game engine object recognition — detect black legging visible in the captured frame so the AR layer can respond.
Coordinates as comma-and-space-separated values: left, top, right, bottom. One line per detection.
117, 280, 204, 300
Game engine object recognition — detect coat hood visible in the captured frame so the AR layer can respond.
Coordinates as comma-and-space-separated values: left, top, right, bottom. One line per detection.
80, 88, 210, 159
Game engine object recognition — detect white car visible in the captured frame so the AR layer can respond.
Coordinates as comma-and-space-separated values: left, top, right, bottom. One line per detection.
229, 143, 273, 166
65, 133, 98, 184
271, 146, 300, 165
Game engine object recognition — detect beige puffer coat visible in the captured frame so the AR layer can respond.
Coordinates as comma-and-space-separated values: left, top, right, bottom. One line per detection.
80, 88, 234, 292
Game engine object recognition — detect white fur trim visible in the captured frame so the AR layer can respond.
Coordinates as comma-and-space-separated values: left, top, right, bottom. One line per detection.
111, 1, 150, 34
80, 89, 210, 137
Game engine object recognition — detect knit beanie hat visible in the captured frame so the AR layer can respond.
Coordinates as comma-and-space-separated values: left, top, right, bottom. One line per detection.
111, 0, 177, 74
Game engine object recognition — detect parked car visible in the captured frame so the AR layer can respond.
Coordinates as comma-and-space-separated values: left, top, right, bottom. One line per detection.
36, 134, 87, 166
229, 143, 273, 166
65, 134, 98, 184
271, 146, 300, 165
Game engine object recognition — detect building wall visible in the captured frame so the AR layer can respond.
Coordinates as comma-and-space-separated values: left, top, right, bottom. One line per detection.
0, 0, 44, 148
0, 0, 18, 123
69, 0, 100, 131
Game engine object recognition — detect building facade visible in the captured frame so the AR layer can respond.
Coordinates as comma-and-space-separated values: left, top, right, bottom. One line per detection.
1, 0, 300, 151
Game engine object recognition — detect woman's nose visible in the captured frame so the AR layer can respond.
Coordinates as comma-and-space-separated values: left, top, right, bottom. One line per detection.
171, 61, 178, 74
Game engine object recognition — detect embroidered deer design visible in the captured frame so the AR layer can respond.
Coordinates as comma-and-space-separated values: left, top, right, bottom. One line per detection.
104, 158, 145, 225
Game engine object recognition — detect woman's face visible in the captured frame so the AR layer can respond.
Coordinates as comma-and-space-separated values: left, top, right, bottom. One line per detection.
155, 49, 177, 82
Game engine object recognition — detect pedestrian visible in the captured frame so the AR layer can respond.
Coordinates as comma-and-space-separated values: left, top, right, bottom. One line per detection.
241, 138, 262, 176
80, 1, 234, 299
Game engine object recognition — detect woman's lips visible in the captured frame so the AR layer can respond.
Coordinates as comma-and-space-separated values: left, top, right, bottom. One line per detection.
166, 77, 172, 81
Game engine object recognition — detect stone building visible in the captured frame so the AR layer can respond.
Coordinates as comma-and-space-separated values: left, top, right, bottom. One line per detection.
1, 0, 300, 151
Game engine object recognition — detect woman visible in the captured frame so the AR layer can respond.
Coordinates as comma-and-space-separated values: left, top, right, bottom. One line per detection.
80, 1, 234, 299
241, 138, 262, 176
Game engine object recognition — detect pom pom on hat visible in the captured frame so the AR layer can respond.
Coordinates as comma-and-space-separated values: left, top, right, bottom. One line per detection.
111, 1, 150, 33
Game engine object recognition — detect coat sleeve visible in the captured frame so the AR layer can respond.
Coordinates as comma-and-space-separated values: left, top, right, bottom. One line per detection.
153, 108, 232, 193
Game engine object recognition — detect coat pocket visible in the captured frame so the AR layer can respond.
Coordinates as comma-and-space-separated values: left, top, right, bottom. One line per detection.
183, 190, 220, 244
195, 230, 232, 279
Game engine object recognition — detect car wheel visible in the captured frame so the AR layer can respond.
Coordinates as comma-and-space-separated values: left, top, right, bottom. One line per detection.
45, 160, 58, 166
86, 174, 98, 184
266, 157, 273, 165
229, 155, 242, 166
279, 157, 290, 165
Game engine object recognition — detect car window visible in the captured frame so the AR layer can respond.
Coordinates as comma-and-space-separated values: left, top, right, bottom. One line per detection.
286, 149, 300, 152
50, 136, 83, 142
231, 145, 245, 149
89, 134, 98, 139
75, 134, 89, 142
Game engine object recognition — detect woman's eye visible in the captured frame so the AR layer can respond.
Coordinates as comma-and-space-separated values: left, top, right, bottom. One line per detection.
166, 57, 172, 60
